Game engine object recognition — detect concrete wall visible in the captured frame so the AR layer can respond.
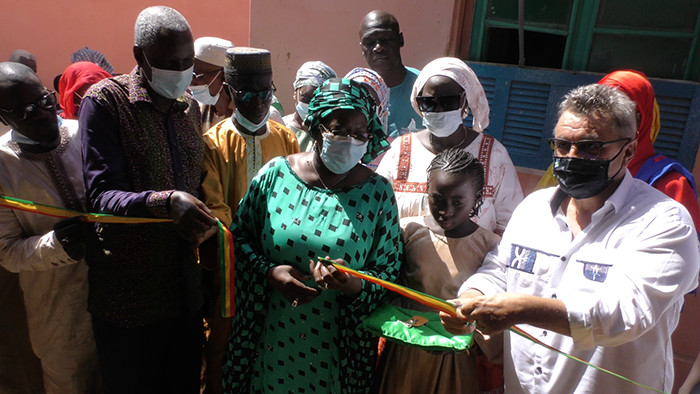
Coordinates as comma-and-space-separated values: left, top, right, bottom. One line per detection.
249, 0, 460, 114
0, 1, 250, 89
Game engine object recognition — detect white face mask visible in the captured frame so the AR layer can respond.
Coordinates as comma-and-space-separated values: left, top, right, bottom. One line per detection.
189, 72, 222, 105
142, 54, 193, 100
422, 109, 464, 138
296, 101, 309, 121
233, 108, 270, 132
319, 133, 368, 174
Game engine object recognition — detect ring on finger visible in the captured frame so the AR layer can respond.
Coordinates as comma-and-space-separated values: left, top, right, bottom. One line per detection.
291, 298, 299, 308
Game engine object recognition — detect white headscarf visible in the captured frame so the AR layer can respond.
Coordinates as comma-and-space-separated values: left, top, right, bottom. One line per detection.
293, 61, 336, 90
410, 57, 490, 132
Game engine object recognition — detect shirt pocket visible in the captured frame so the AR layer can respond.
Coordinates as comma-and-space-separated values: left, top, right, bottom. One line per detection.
506, 243, 556, 292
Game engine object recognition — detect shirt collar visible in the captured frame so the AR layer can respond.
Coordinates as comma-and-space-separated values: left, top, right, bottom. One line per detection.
548, 170, 633, 217
227, 117, 270, 139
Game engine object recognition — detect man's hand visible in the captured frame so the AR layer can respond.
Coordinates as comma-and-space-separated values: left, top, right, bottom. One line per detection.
442, 291, 571, 337
464, 293, 527, 336
168, 191, 218, 247
53, 216, 85, 260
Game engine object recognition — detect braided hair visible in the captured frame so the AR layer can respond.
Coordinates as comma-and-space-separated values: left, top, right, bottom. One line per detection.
427, 148, 485, 218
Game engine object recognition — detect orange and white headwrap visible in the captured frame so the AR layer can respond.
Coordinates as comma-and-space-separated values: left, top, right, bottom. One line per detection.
344, 67, 389, 120
410, 57, 490, 132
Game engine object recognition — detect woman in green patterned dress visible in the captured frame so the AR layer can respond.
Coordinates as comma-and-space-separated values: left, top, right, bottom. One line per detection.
223, 78, 403, 393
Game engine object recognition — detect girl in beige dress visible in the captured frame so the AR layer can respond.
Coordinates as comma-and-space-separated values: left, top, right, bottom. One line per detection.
374, 148, 504, 394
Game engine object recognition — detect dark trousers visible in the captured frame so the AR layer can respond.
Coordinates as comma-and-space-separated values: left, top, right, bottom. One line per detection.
92, 313, 204, 394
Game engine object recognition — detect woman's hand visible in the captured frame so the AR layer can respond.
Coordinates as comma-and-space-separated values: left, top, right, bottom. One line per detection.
267, 265, 319, 306
309, 257, 362, 297
440, 299, 477, 336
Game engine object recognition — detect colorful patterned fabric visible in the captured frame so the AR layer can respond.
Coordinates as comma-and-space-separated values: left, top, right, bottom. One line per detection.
222, 156, 402, 393
344, 67, 389, 120
305, 78, 389, 163
81, 66, 205, 327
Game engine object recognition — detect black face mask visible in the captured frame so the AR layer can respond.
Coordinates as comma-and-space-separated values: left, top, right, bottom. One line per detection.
552, 144, 628, 199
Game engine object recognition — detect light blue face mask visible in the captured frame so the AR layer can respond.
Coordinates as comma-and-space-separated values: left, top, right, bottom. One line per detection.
296, 101, 309, 121
233, 108, 270, 133
319, 134, 368, 174
142, 54, 193, 100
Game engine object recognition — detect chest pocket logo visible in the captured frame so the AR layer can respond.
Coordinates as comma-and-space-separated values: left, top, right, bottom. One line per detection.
508, 245, 537, 274
581, 261, 611, 283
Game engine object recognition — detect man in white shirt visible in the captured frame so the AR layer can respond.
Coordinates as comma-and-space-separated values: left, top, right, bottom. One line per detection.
0, 61, 100, 393
442, 83, 699, 393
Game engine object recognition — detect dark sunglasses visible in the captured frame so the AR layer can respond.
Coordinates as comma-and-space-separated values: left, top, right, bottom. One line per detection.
226, 82, 276, 103
0, 91, 56, 121
548, 137, 630, 160
415, 93, 464, 113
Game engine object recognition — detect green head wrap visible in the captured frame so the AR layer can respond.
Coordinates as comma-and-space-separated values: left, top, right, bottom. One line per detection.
304, 78, 389, 163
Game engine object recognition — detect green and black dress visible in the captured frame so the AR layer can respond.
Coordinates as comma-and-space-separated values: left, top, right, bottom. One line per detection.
222, 157, 402, 393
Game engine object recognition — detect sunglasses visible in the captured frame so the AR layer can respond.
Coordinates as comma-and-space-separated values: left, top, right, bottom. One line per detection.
415, 93, 464, 113
226, 82, 276, 103
0, 91, 56, 121
548, 137, 630, 160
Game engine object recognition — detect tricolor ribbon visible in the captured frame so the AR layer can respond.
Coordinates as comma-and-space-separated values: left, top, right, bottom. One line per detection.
1, 195, 235, 318
330, 262, 668, 394
218, 221, 235, 317
0, 195, 171, 223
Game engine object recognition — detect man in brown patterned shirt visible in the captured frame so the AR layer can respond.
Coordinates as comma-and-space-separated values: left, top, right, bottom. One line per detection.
79, 6, 217, 394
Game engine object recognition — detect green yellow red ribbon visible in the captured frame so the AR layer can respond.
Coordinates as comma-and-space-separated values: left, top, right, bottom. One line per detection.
1, 194, 236, 318
218, 221, 235, 317
0, 195, 171, 223
325, 260, 458, 316
330, 261, 667, 394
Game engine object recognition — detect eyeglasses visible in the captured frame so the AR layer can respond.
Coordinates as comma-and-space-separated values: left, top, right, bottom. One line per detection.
415, 93, 464, 112
320, 123, 371, 144
226, 81, 276, 102
548, 137, 631, 160
0, 91, 56, 121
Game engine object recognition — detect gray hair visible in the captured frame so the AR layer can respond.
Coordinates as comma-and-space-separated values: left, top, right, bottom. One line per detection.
558, 84, 637, 139
134, 6, 191, 48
